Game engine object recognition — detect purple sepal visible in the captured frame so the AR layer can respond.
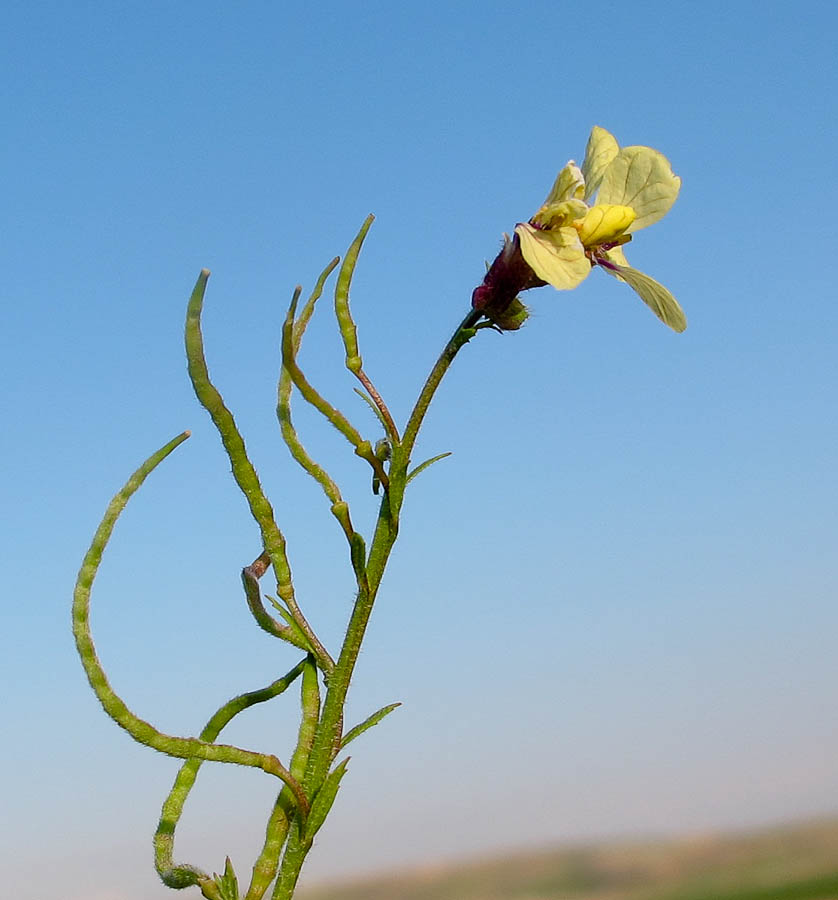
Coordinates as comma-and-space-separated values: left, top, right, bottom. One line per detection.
471, 232, 545, 318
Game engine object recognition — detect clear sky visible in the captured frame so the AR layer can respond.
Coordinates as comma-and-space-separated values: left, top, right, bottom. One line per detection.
3, 1, 837, 898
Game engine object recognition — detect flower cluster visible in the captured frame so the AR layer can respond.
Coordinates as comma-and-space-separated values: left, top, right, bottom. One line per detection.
473, 126, 686, 332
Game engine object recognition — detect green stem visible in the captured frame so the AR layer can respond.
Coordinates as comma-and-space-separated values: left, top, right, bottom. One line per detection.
355, 367, 400, 445
309, 309, 482, 777
245, 793, 296, 900
270, 311, 484, 893
244, 657, 320, 900
271, 825, 309, 900
401, 309, 482, 461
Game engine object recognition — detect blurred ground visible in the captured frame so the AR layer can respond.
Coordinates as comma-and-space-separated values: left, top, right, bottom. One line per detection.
299, 817, 838, 900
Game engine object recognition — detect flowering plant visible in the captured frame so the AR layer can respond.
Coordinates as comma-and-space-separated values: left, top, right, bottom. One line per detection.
474, 126, 686, 332
74, 127, 685, 900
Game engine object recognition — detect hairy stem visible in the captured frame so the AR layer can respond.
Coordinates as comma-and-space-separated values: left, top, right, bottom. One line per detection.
272, 308, 485, 893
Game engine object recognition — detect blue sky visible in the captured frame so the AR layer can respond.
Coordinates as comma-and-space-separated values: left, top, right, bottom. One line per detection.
3, 1, 837, 898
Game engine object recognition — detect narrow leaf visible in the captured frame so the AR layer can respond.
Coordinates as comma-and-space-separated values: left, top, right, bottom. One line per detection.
304, 758, 350, 840
241, 566, 308, 651
211, 857, 239, 900
353, 386, 390, 433
340, 702, 401, 749
406, 452, 452, 485
266, 595, 311, 648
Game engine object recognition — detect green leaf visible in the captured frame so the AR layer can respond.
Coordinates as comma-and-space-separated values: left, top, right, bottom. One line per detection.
340, 702, 401, 749
353, 386, 391, 436
406, 452, 452, 485
304, 758, 350, 840
212, 857, 239, 900
266, 595, 312, 649
241, 566, 308, 650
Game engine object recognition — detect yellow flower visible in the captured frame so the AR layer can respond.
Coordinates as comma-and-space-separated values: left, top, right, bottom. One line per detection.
514, 126, 686, 332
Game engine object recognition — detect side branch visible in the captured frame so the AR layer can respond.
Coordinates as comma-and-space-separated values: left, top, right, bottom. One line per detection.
71, 432, 310, 816
155, 660, 307, 892
281, 288, 390, 492
333, 215, 400, 444
185, 270, 333, 674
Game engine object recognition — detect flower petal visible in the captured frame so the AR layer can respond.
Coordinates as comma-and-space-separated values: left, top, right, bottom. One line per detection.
581, 126, 619, 201
575, 204, 636, 246
599, 261, 687, 332
532, 197, 588, 230
515, 223, 590, 290
601, 244, 629, 269
597, 146, 681, 231
542, 161, 585, 206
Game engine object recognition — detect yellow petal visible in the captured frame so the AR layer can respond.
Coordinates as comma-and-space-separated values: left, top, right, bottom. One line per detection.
581, 126, 619, 201
601, 244, 629, 269
542, 161, 585, 206
532, 197, 588, 229
600, 261, 687, 332
597, 146, 681, 231
515, 223, 590, 290
574, 204, 636, 246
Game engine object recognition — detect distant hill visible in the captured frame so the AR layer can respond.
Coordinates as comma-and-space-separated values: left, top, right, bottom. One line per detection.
299, 818, 838, 900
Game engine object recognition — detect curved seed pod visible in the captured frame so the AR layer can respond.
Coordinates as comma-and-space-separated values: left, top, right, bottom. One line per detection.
334, 214, 374, 373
